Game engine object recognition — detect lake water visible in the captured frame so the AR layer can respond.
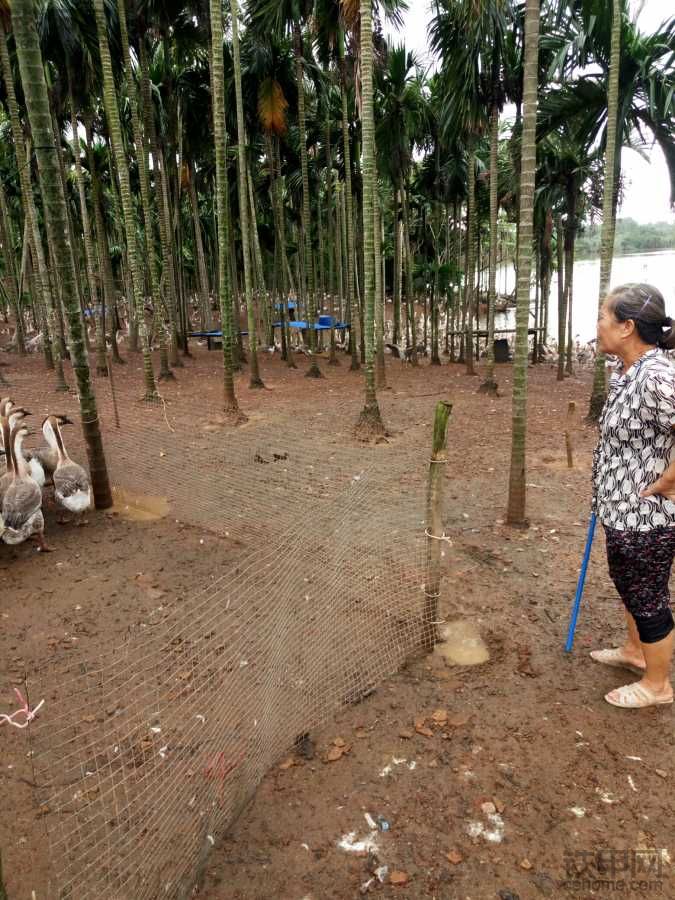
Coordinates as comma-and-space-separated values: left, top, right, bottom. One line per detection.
494, 249, 675, 345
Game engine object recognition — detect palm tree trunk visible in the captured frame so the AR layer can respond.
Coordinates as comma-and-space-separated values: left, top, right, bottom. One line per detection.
209, 0, 245, 420
465, 145, 477, 376
267, 135, 296, 367
339, 40, 360, 372
323, 118, 338, 365
335, 180, 345, 333
68, 82, 106, 377
247, 167, 269, 344
589, 0, 622, 420
401, 182, 418, 365
188, 169, 212, 331
393, 189, 402, 346
116, 3, 175, 382
375, 197, 386, 386
230, 0, 264, 387
480, 104, 499, 393
556, 214, 566, 381
13, 0, 112, 508
0, 20, 66, 389
0, 180, 25, 354
506, 0, 540, 526
293, 23, 322, 378
93, 0, 156, 399
355, 0, 384, 435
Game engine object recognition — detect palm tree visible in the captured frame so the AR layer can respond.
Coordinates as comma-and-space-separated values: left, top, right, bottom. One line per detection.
12, 0, 112, 509
252, 0, 323, 377
92, 0, 157, 400
355, 0, 385, 436
506, 0, 540, 526
230, 0, 265, 388
210, 0, 246, 421
588, 0, 621, 420
433, 1, 510, 384
0, 9, 67, 388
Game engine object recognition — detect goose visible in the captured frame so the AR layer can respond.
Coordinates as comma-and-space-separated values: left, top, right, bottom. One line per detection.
0, 417, 11, 506
2, 423, 50, 551
25, 415, 73, 484
0, 408, 42, 483
42, 416, 92, 521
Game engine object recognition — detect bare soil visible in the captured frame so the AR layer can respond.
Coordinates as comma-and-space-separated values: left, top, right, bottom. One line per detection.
1, 344, 672, 900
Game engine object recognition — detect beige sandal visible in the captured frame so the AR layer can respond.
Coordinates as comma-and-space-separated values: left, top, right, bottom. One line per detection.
605, 681, 674, 709
590, 648, 646, 677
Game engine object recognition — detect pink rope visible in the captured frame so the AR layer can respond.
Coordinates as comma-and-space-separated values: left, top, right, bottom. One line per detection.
0, 687, 44, 729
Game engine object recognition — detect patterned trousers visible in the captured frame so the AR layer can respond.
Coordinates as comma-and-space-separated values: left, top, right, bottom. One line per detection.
604, 525, 675, 644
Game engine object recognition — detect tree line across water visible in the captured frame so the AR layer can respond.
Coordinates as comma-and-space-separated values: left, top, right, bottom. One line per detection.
575, 218, 675, 259
0, 0, 673, 526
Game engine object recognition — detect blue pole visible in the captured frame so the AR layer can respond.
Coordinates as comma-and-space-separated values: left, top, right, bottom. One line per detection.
565, 512, 597, 653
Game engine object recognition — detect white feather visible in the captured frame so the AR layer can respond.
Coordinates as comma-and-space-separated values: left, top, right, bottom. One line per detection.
57, 489, 92, 513
28, 457, 46, 488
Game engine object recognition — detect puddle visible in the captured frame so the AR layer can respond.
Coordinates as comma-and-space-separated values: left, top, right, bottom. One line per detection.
111, 487, 170, 522
434, 620, 490, 666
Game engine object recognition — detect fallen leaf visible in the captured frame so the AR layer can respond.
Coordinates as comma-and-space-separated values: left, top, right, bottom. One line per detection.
520, 858, 533, 870
398, 728, 414, 740
355, 728, 368, 739
447, 712, 470, 728
279, 757, 295, 770
82, 714, 96, 724
389, 870, 409, 886
413, 716, 426, 730
415, 723, 434, 738
446, 850, 463, 865
655, 769, 667, 779
493, 797, 506, 814
325, 746, 344, 762
333, 737, 346, 748
431, 709, 448, 725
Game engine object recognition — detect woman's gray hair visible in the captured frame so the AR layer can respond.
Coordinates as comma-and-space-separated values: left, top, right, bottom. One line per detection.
607, 283, 675, 350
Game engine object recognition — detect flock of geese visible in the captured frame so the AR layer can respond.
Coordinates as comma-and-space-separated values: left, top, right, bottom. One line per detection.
0, 397, 92, 552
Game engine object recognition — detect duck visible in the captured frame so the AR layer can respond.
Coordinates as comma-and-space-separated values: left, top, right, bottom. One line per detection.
26, 414, 74, 485
0, 397, 14, 418
2, 423, 50, 551
42, 415, 92, 521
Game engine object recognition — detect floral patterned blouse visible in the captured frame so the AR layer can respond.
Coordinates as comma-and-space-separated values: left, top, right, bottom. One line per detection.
592, 348, 675, 531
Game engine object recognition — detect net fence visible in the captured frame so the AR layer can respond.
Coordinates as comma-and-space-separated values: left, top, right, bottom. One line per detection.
5, 360, 448, 899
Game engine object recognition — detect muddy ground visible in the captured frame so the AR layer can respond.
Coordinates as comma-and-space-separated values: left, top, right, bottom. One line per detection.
0, 343, 672, 900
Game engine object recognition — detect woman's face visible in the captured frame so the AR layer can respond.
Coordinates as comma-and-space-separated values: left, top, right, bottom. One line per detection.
597, 299, 630, 355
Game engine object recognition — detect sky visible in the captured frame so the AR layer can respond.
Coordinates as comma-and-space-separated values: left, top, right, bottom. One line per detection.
383, 0, 675, 225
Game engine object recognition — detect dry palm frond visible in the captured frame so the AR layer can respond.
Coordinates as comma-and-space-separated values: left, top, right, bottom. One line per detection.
258, 77, 289, 136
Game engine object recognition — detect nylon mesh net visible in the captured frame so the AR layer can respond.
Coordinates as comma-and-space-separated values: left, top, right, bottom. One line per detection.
7, 363, 443, 899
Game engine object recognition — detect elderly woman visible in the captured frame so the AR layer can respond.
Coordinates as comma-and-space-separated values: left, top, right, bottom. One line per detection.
590, 283, 675, 709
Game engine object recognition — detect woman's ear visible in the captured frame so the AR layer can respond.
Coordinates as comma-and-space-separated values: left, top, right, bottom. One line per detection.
620, 318, 636, 339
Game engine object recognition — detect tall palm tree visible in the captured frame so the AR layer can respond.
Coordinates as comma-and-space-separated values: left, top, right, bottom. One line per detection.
588, 0, 621, 420
506, 0, 540, 526
355, 0, 385, 436
210, 0, 246, 421
12, 0, 112, 509
0, 9, 67, 388
92, 0, 157, 400
230, 0, 264, 388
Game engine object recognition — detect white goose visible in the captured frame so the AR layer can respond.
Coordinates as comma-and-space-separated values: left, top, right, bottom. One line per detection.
43, 416, 92, 520
26, 414, 74, 486
2, 423, 49, 551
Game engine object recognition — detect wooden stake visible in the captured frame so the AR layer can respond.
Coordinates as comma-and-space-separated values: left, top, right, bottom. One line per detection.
565, 400, 576, 468
424, 400, 453, 652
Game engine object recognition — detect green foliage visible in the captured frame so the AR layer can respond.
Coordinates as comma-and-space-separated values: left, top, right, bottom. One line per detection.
575, 217, 675, 258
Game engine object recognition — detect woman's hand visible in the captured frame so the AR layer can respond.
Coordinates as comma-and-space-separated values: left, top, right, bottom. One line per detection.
640, 477, 675, 502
